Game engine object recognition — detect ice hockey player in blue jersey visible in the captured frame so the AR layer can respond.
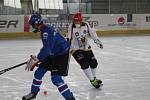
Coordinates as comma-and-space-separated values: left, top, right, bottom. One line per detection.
22, 12, 75, 100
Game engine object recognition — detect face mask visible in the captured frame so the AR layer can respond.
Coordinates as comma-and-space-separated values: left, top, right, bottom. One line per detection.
75, 24, 81, 28
32, 28, 39, 33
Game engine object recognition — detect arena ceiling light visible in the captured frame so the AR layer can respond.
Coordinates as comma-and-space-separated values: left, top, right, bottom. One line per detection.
32, 0, 63, 9
4, 0, 21, 8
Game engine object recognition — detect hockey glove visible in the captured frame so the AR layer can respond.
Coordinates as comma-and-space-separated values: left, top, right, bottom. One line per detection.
94, 39, 103, 49
25, 55, 41, 71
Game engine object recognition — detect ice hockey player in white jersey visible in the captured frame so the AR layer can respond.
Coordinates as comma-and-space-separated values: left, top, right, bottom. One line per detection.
66, 12, 103, 88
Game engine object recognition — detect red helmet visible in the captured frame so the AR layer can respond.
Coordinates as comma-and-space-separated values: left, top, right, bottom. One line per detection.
73, 12, 83, 23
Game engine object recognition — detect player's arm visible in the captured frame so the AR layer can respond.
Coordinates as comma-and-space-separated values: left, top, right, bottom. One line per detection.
88, 23, 103, 49
66, 24, 73, 46
25, 31, 52, 71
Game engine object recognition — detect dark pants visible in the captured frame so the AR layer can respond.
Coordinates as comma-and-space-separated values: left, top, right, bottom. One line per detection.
39, 52, 69, 76
72, 50, 98, 69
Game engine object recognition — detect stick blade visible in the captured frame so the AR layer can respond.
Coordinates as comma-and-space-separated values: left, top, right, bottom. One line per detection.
0, 70, 5, 75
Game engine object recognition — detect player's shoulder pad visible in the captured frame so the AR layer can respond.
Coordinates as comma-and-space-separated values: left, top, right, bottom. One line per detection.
82, 21, 90, 26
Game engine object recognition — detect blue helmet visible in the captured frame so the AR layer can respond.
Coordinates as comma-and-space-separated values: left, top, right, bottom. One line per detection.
29, 13, 42, 25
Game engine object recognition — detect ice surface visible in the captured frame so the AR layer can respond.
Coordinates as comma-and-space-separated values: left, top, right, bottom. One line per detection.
0, 36, 150, 100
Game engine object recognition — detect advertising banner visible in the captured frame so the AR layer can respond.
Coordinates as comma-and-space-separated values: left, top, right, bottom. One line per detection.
0, 15, 24, 33
0, 14, 150, 33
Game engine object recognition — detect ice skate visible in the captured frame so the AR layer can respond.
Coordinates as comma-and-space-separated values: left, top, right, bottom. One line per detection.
69, 95, 76, 100
22, 92, 37, 100
94, 77, 102, 84
90, 79, 101, 88
69, 92, 75, 100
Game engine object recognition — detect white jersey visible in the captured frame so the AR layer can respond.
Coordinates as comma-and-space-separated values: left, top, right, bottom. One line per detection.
67, 22, 98, 51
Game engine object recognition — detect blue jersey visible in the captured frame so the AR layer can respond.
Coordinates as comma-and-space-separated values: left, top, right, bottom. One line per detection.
37, 25, 69, 61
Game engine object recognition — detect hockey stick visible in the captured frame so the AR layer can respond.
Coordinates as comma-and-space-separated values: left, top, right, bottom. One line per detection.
0, 61, 27, 75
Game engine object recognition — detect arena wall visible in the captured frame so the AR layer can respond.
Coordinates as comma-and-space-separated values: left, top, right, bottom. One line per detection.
0, 14, 150, 39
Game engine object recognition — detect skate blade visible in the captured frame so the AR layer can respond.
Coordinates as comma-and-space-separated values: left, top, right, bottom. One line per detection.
97, 83, 103, 90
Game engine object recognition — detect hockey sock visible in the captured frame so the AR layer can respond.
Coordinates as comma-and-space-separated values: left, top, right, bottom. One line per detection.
51, 74, 73, 100
31, 67, 47, 93
91, 68, 96, 78
83, 68, 94, 81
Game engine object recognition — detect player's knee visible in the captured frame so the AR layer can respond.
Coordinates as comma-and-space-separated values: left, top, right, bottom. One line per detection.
81, 65, 89, 69
80, 61, 90, 69
34, 67, 47, 80
51, 75, 64, 87
89, 58, 98, 68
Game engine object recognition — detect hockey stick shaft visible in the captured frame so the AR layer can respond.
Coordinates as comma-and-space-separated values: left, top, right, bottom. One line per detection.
0, 61, 27, 75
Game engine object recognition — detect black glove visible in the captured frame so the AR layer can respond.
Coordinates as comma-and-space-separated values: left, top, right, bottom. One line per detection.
94, 39, 103, 49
